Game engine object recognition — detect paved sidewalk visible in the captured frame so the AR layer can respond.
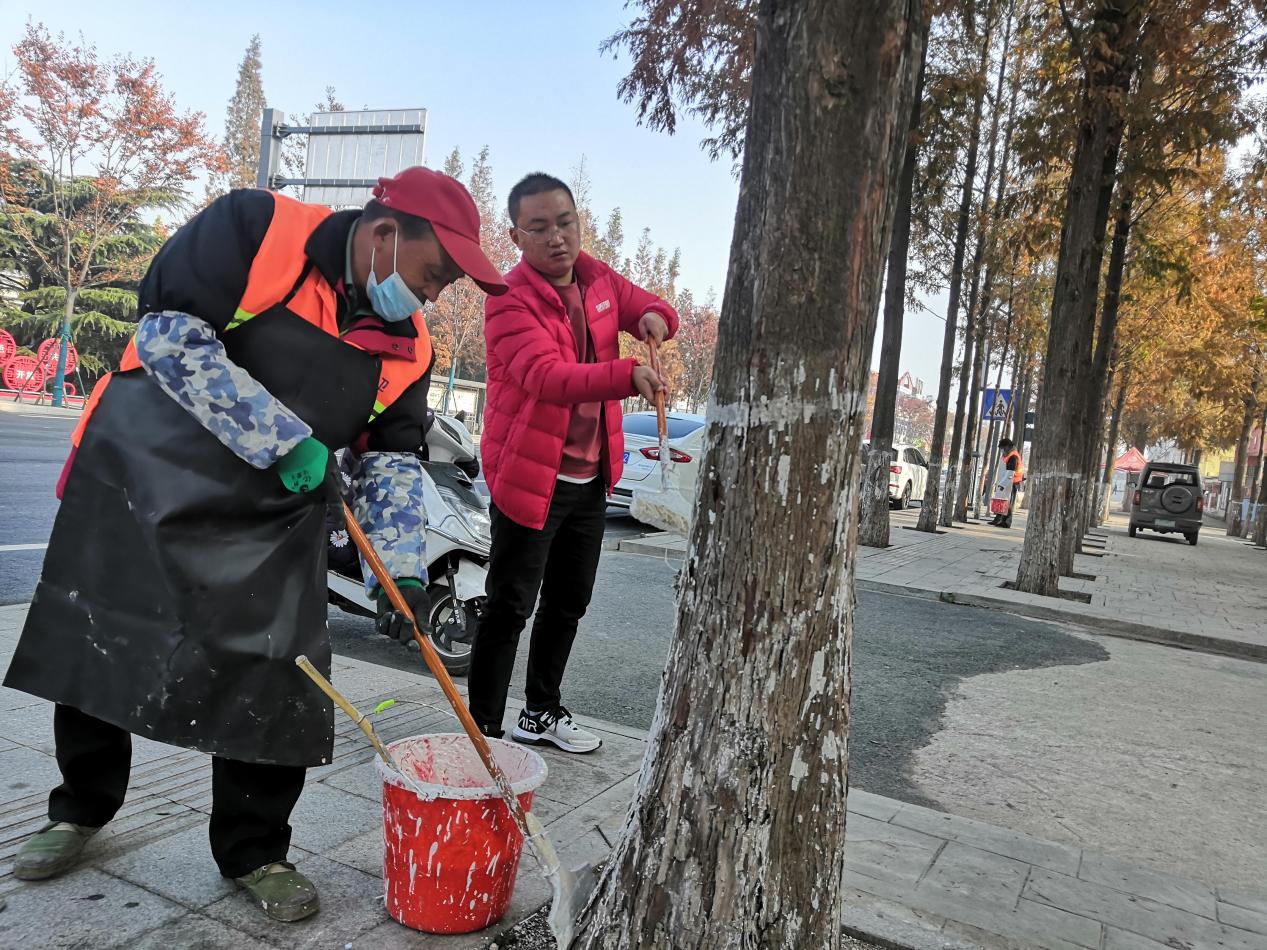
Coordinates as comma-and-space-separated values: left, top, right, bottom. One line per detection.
617, 508, 1267, 662
3, 605, 1264, 948
0, 397, 86, 419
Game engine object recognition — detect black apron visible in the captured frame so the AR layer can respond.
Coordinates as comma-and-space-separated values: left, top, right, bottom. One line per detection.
4, 306, 381, 767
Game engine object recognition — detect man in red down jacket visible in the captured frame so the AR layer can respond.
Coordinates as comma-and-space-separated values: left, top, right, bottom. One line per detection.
472, 172, 678, 752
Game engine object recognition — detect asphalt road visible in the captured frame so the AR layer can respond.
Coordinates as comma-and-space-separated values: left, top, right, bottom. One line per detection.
329, 557, 1109, 808
0, 411, 69, 605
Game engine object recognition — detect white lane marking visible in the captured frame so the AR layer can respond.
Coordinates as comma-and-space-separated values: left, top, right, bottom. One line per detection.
0, 543, 48, 553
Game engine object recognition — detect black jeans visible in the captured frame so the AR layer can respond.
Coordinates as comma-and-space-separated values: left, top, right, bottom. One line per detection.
468, 478, 607, 733
48, 704, 306, 879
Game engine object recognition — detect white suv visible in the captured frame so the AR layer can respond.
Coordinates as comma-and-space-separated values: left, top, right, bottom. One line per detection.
887, 443, 929, 509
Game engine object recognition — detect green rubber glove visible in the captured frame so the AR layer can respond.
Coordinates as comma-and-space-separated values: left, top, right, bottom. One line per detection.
276, 436, 329, 494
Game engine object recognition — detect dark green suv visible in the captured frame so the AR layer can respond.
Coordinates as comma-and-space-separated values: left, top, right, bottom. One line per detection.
1128, 462, 1203, 545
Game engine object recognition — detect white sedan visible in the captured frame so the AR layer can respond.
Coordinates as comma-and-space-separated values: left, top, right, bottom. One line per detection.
610, 411, 706, 511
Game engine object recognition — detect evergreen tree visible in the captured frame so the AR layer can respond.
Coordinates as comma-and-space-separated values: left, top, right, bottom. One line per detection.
209, 35, 266, 197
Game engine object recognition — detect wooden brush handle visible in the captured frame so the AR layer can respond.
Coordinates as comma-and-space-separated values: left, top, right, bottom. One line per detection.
340, 501, 532, 839
648, 338, 667, 437
295, 654, 395, 767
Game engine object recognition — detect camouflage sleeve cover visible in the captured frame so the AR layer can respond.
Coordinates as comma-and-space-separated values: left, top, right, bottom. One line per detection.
134, 311, 312, 469
349, 451, 427, 593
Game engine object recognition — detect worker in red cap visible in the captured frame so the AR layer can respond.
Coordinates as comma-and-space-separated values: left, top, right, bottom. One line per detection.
4, 168, 506, 921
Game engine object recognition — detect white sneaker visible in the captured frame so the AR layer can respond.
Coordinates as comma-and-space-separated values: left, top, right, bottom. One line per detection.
512, 706, 602, 754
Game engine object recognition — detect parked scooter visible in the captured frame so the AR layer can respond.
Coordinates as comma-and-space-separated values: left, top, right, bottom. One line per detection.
426, 410, 480, 480
326, 413, 488, 675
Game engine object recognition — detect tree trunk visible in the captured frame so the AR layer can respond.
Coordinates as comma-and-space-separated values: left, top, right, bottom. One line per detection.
1254, 413, 1267, 546
1075, 172, 1134, 543
1247, 404, 1267, 526
1097, 367, 1128, 524
51, 283, 78, 407
957, 334, 998, 521
860, 51, 928, 549
979, 265, 1018, 509
941, 317, 977, 527
917, 7, 993, 533
1015, 0, 1143, 596
1012, 350, 1031, 449
572, 2, 926, 946
1085, 405, 1111, 536
1226, 361, 1260, 536
1057, 170, 1127, 573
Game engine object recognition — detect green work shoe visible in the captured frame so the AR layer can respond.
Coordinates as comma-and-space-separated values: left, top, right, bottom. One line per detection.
234, 862, 320, 922
13, 821, 100, 881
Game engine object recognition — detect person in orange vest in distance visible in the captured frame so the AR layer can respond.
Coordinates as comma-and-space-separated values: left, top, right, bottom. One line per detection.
991, 437, 1025, 528
3, 168, 508, 921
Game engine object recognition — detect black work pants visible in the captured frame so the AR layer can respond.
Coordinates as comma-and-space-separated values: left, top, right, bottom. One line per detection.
47, 704, 306, 878
468, 478, 607, 733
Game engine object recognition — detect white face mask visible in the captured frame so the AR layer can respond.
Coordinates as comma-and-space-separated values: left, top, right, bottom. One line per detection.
366, 230, 424, 322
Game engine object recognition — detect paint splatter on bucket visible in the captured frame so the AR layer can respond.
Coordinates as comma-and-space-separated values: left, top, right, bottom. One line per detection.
378, 734, 547, 934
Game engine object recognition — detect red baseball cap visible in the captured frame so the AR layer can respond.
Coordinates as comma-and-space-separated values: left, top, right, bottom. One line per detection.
372, 167, 508, 296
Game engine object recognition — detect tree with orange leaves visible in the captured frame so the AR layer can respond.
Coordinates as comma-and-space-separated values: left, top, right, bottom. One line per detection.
0, 23, 223, 405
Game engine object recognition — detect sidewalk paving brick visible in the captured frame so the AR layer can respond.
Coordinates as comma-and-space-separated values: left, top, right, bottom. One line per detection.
1077, 849, 1217, 919
3, 602, 1265, 949
1221, 904, 1267, 938
889, 805, 1083, 877
1024, 869, 1263, 950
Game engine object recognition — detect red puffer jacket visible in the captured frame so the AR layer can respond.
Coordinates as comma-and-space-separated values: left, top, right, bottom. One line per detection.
483, 252, 678, 530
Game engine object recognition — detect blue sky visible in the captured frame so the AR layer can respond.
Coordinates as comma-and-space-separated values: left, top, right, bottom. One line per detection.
0, 0, 955, 388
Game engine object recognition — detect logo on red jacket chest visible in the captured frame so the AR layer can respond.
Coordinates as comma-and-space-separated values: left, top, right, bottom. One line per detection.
594, 299, 611, 313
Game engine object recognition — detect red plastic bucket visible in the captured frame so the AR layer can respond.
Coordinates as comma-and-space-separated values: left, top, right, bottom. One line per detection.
378, 734, 548, 934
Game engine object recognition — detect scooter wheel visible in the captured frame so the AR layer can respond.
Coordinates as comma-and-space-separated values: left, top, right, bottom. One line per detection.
424, 584, 476, 676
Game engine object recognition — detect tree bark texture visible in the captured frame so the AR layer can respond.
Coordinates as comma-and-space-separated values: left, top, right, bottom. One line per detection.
916, 10, 992, 533
860, 52, 928, 549
572, 2, 926, 947
1015, 0, 1143, 596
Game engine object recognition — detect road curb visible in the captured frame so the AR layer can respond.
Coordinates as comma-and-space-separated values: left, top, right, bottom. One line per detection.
614, 536, 686, 560
857, 579, 1267, 664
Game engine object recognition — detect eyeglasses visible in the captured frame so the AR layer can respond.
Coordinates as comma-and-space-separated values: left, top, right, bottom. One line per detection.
515, 219, 580, 245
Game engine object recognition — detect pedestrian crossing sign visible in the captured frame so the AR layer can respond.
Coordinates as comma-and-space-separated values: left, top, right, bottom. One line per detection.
982, 388, 1012, 421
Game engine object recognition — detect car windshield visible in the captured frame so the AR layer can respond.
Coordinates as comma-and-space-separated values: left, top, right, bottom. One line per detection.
624, 415, 704, 440
1145, 469, 1197, 488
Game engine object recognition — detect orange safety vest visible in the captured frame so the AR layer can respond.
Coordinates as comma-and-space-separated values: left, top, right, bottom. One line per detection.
74, 192, 432, 447
1004, 449, 1023, 484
